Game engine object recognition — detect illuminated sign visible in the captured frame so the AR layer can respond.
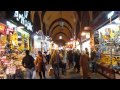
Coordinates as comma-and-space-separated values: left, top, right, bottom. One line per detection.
14, 11, 33, 32
107, 11, 114, 19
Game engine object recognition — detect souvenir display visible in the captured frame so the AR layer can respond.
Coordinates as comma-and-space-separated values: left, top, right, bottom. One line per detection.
94, 17, 120, 79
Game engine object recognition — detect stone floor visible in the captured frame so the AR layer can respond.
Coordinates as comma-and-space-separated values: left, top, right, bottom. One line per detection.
35, 65, 107, 79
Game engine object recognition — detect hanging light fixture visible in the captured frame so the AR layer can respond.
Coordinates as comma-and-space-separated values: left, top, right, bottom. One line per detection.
59, 11, 64, 29
59, 35, 62, 39
58, 11, 64, 40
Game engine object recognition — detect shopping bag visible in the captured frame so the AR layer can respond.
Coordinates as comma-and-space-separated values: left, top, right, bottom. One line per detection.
48, 67, 54, 76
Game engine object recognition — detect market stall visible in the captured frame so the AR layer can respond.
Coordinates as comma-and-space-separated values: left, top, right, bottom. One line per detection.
0, 52, 26, 79
94, 17, 120, 79
0, 11, 33, 79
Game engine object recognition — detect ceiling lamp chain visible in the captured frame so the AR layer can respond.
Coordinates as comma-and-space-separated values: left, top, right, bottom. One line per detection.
60, 11, 64, 29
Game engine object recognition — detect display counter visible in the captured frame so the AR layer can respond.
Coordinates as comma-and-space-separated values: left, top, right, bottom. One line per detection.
93, 17, 120, 79
96, 63, 115, 79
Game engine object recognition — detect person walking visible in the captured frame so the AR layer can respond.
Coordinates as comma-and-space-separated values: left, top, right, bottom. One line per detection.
85, 48, 89, 57
34, 51, 46, 79
80, 51, 90, 79
46, 50, 51, 64
59, 50, 67, 75
22, 50, 35, 79
49, 50, 60, 79
67, 50, 73, 69
74, 50, 80, 73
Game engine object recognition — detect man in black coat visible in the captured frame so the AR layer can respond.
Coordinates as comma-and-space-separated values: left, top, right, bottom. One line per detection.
22, 50, 35, 79
74, 50, 80, 73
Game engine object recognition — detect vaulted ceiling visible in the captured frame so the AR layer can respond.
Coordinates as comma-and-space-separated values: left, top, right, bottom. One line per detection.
30, 11, 101, 46
42, 11, 78, 45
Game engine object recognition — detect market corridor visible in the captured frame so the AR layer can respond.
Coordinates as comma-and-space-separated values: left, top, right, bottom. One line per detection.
1, 11, 120, 79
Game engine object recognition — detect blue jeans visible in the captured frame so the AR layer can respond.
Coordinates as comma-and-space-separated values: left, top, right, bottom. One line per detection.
25, 67, 35, 79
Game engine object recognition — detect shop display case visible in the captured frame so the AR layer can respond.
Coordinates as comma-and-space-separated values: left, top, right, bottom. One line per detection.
95, 17, 120, 79
96, 63, 115, 79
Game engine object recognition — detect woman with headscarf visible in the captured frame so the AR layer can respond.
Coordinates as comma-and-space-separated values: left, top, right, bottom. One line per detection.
80, 51, 90, 79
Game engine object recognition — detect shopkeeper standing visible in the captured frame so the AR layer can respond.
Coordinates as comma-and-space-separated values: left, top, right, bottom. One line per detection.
22, 50, 35, 79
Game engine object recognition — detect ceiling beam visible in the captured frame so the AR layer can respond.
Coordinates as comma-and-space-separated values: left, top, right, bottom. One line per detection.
49, 18, 73, 32
49, 24, 72, 37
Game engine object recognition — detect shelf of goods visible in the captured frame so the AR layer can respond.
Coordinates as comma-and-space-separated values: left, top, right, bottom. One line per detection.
0, 53, 26, 79
96, 55, 120, 79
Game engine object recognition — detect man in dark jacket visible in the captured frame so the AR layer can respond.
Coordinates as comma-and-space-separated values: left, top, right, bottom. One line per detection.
74, 50, 80, 73
22, 50, 35, 79
67, 50, 74, 69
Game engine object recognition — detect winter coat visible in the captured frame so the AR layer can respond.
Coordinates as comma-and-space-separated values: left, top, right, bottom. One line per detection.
22, 55, 34, 69
80, 54, 90, 78
35, 55, 45, 72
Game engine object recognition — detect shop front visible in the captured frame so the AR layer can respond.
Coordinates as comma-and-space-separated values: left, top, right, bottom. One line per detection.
0, 11, 33, 79
44, 36, 51, 52
33, 30, 51, 54
34, 34, 43, 54
93, 11, 120, 79
75, 40, 81, 51
82, 39, 90, 54
5, 23, 30, 53
81, 32, 90, 57
0, 23, 6, 57
17, 27, 30, 51
6, 11, 33, 52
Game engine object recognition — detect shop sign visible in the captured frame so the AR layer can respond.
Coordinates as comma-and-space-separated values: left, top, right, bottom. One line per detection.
107, 11, 114, 19
0, 23, 6, 34
14, 11, 33, 32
